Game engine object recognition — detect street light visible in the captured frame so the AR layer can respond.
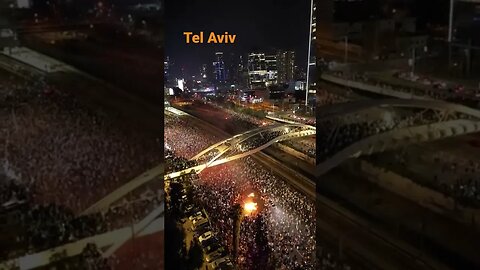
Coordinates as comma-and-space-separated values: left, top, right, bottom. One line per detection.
344, 36, 349, 63
243, 201, 257, 215
233, 192, 260, 261
410, 45, 428, 77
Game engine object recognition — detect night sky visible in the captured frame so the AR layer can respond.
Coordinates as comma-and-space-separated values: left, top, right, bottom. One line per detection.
165, 0, 311, 77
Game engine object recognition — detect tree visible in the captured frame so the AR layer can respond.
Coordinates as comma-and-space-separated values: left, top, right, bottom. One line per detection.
252, 214, 271, 269
232, 203, 243, 262
187, 240, 204, 269
165, 218, 188, 270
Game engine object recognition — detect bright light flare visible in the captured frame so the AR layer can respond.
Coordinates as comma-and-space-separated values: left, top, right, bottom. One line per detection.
243, 201, 257, 215
247, 193, 255, 198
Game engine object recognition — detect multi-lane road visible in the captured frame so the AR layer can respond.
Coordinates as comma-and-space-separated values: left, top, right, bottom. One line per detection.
174, 103, 455, 270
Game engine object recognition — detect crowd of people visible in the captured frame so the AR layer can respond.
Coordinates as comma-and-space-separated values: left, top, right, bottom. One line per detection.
1, 74, 161, 213
209, 101, 271, 128
316, 108, 469, 163
369, 149, 480, 208
316, 88, 351, 107
327, 71, 480, 106
193, 158, 316, 270
282, 139, 316, 159
165, 112, 221, 159
0, 69, 162, 263
166, 111, 356, 269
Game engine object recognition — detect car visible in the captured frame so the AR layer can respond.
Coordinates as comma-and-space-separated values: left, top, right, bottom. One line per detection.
183, 204, 194, 212
198, 231, 213, 243
185, 206, 200, 217
194, 224, 212, 236
205, 247, 226, 263
192, 217, 209, 231
191, 216, 205, 227
200, 237, 218, 249
216, 262, 235, 270
189, 211, 203, 221
203, 242, 221, 253
209, 257, 234, 269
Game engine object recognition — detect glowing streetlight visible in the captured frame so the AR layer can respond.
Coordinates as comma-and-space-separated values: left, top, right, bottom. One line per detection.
243, 201, 257, 215
234, 192, 260, 261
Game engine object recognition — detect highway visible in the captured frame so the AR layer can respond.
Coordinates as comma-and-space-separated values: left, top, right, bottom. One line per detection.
174, 104, 451, 269
171, 106, 315, 196
316, 187, 450, 270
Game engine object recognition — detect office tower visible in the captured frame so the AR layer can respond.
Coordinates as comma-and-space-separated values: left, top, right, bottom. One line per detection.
200, 64, 208, 79
247, 52, 268, 89
265, 53, 277, 85
213, 51, 226, 83
164, 56, 170, 85
306, 0, 316, 104
276, 50, 295, 84
448, 0, 480, 75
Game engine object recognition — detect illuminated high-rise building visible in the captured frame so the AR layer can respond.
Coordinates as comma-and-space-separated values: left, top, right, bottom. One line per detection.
277, 50, 295, 84
164, 56, 170, 85
306, 0, 316, 104
265, 53, 277, 85
247, 53, 268, 89
213, 52, 226, 83
200, 64, 208, 79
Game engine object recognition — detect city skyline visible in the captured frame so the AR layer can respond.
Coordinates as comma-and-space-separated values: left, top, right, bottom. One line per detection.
165, 0, 310, 78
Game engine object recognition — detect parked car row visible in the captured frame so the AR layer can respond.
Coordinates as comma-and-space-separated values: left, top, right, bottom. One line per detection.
170, 173, 235, 270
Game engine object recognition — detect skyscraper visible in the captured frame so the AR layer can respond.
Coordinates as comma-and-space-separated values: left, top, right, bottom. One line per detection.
200, 64, 208, 79
265, 53, 278, 85
306, 0, 316, 103
164, 56, 170, 86
213, 52, 226, 83
247, 53, 268, 89
276, 50, 295, 84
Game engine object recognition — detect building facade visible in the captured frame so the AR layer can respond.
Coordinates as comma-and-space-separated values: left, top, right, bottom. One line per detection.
276, 50, 295, 84
213, 51, 226, 83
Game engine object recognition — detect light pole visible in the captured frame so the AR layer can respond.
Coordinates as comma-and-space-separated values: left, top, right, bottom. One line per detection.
411, 47, 416, 77
448, 0, 455, 68
410, 45, 428, 77
344, 36, 349, 63
233, 193, 258, 262
448, 0, 455, 43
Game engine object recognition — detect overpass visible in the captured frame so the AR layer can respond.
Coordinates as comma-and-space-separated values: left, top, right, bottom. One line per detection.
165, 123, 316, 179
316, 99, 480, 176
321, 73, 435, 100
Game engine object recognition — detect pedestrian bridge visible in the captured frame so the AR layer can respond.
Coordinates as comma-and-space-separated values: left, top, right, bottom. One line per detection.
165, 123, 316, 179
316, 99, 480, 176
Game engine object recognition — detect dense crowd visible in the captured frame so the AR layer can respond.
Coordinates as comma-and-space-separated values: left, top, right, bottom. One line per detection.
369, 150, 480, 208
282, 139, 316, 159
186, 102, 317, 160
193, 158, 316, 270
0, 70, 162, 263
316, 109, 468, 163
165, 112, 221, 159
327, 71, 480, 105
0, 74, 161, 213
0, 179, 161, 261
209, 101, 271, 128
316, 88, 350, 106
166, 112, 356, 269
226, 128, 302, 157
